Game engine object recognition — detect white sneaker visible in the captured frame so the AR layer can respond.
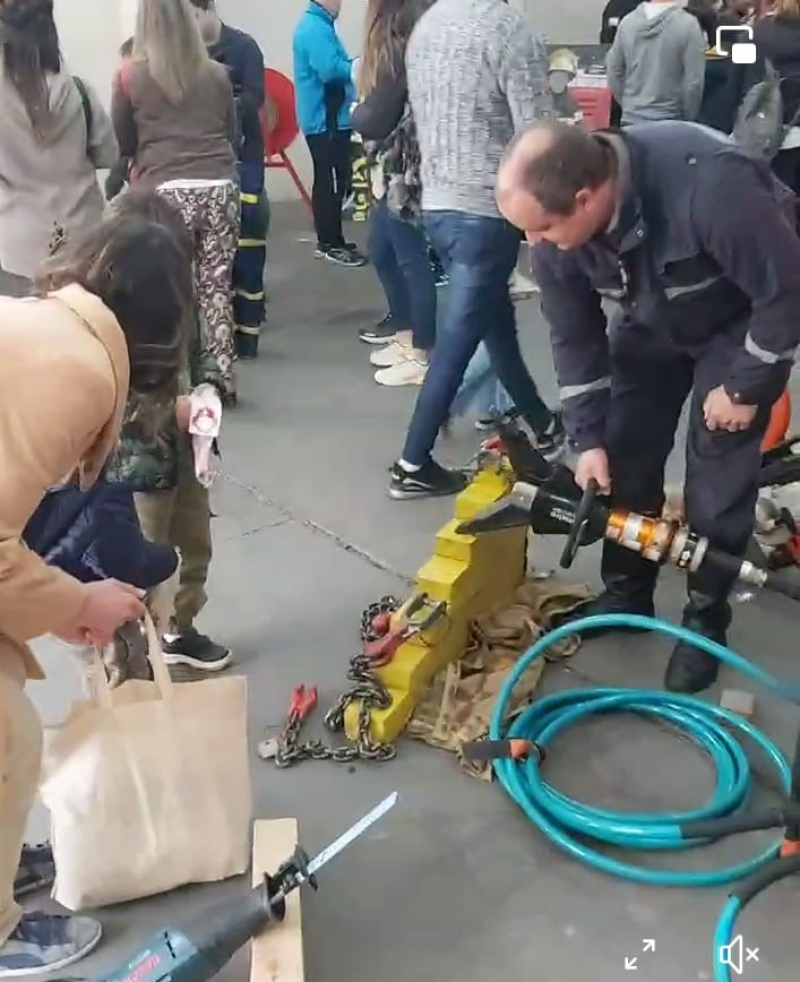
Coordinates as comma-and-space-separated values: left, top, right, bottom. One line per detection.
375, 359, 428, 387
370, 341, 411, 367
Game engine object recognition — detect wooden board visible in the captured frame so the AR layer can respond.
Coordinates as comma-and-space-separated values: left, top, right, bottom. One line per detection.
250, 819, 305, 982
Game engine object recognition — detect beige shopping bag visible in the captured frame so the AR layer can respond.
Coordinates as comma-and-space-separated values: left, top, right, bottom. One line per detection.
40, 616, 252, 911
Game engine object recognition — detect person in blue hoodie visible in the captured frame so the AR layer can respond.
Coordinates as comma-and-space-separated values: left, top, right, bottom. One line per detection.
293, 0, 366, 267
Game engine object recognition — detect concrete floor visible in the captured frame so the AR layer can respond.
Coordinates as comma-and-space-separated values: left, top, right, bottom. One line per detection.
17, 203, 800, 981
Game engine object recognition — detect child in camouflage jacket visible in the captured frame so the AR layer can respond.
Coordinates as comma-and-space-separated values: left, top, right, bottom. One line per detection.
104, 190, 232, 672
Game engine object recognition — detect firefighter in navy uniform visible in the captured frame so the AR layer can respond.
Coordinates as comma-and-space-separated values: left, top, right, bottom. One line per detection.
496, 120, 800, 694
191, 0, 269, 359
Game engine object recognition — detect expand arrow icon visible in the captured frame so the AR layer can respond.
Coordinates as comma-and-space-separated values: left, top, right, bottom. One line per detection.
624, 957, 638, 971
643, 939, 656, 953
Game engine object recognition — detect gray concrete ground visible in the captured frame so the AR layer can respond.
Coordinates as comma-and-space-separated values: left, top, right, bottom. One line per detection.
13, 203, 800, 981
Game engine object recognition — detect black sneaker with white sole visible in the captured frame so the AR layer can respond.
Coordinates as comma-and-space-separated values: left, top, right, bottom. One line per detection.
161, 628, 233, 672
388, 459, 469, 500
535, 409, 567, 461
315, 246, 367, 267
359, 313, 398, 344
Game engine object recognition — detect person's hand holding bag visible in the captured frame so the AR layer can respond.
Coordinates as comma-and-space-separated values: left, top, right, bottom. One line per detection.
60, 580, 146, 647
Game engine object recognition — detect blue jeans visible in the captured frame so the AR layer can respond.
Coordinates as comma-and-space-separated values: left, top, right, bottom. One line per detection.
450, 342, 514, 419
367, 198, 437, 350
402, 211, 551, 465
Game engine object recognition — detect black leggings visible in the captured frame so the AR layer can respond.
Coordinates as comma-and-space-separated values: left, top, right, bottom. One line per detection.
306, 130, 351, 250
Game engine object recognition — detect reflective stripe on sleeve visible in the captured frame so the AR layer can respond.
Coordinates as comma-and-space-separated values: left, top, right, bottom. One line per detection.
559, 376, 612, 401
744, 333, 796, 365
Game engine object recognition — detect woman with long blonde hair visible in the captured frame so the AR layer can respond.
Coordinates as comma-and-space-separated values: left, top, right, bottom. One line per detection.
351, 0, 437, 388
111, 0, 241, 402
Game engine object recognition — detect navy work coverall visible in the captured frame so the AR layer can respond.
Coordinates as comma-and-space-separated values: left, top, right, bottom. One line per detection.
209, 23, 268, 358
531, 122, 800, 686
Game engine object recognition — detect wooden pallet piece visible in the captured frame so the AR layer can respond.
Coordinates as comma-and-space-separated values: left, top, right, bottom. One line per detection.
250, 818, 304, 982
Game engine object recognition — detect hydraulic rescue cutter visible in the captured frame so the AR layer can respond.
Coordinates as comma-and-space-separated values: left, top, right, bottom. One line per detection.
460, 421, 800, 605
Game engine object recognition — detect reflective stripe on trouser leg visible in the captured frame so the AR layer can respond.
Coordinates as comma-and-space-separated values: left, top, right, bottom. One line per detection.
234, 164, 267, 338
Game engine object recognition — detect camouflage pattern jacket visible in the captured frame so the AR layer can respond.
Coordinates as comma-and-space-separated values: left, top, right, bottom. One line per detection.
105, 312, 223, 492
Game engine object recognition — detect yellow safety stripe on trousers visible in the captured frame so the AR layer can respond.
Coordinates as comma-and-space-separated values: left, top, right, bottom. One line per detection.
238, 237, 267, 248
236, 324, 261, 336
240, 192, 260, 204
235, 288, 265, 301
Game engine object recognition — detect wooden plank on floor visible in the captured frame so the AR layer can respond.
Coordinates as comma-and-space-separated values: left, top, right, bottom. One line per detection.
250, 818, 304, 982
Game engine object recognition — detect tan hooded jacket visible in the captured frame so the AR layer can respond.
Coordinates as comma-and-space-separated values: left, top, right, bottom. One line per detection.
0, 284, 130, 680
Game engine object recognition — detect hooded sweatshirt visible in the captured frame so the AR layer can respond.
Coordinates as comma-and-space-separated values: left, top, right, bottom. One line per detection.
0, 69, 118, 279
606, 1, 707, 124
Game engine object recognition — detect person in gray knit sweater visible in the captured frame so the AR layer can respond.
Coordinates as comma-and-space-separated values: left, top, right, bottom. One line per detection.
390, 0, 565, 500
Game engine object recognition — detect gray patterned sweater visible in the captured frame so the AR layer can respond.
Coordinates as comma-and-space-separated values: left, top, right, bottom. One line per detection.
406, 0, 553, 218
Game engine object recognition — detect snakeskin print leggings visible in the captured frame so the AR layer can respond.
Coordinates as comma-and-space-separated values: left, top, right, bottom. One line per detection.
158, 180, 240, 398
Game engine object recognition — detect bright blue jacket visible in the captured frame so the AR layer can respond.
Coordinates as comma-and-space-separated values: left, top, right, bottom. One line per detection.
293, 2, 355, 136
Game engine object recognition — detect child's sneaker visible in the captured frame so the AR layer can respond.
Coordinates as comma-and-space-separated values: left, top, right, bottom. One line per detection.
0, 912, 102, 978
161, 628, 232, 672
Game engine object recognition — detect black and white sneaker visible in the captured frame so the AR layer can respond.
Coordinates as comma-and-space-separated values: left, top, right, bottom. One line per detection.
161, 628, 233, 672
388, 459, 468, 500
535, 409, 567, 461
475, 409, 521, 431
315, 245, 367, 267
359, 314, 398, 344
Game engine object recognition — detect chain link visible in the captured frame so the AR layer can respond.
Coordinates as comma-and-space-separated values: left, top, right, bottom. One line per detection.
272, 596, 400, 767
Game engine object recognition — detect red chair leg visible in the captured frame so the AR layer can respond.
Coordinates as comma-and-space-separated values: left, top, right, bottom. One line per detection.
279, 151, 312, 212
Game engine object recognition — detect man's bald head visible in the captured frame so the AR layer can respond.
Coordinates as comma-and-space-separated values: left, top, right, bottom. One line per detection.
497, 121, 617, 250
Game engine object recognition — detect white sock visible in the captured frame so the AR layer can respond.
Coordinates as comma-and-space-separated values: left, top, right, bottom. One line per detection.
399, 459, 422, 472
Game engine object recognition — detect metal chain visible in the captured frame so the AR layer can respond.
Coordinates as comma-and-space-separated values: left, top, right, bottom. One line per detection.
273, 596, 400, 767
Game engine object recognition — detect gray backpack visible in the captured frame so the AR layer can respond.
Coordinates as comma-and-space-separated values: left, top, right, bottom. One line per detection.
733, 60, 798, 160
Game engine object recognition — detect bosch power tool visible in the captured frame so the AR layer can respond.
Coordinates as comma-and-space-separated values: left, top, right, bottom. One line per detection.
67, 793, 397, 982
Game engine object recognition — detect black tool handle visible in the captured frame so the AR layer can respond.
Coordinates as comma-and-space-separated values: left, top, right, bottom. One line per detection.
559, 479, 600, 569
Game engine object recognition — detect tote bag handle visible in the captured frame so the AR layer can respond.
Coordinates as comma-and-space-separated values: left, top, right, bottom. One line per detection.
91, 613, 174, 708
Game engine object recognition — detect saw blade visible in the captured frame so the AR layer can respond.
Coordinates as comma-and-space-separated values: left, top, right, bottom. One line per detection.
305, 792, 398, 880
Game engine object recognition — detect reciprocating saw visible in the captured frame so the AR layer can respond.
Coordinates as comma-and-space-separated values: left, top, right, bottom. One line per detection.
60, 793, 397, 982
458, 422, 800, 604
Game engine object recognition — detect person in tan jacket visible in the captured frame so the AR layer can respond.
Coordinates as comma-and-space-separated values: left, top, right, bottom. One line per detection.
0, 199, 194, 978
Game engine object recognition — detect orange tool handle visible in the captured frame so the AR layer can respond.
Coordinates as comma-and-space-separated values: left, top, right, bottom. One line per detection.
288, 684, 318, 722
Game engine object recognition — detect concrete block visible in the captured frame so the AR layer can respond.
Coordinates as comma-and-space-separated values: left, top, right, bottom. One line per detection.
344, 686, 414, 744
376, 620, 471, 692
720, 689, 756, 718
453, 465, 515, 520
348, 462, 528, 745
416, 554, 479, 608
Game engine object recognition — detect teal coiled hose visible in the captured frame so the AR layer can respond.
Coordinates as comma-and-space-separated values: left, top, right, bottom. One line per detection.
488, 614, 798, 979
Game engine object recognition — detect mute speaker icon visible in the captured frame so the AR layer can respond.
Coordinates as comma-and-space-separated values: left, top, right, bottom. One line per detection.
719, 935, 744, 976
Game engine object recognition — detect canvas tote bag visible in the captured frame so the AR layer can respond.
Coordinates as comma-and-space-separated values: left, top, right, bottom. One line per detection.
40, 615, 251, 910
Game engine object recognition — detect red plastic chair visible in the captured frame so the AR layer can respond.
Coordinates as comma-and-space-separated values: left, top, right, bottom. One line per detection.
260, 68, 312, 212
572, 85, 613, 131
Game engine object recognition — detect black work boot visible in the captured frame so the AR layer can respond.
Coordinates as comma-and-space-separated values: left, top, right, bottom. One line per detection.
664, 572, 731, 694
554, 543, 657, 635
